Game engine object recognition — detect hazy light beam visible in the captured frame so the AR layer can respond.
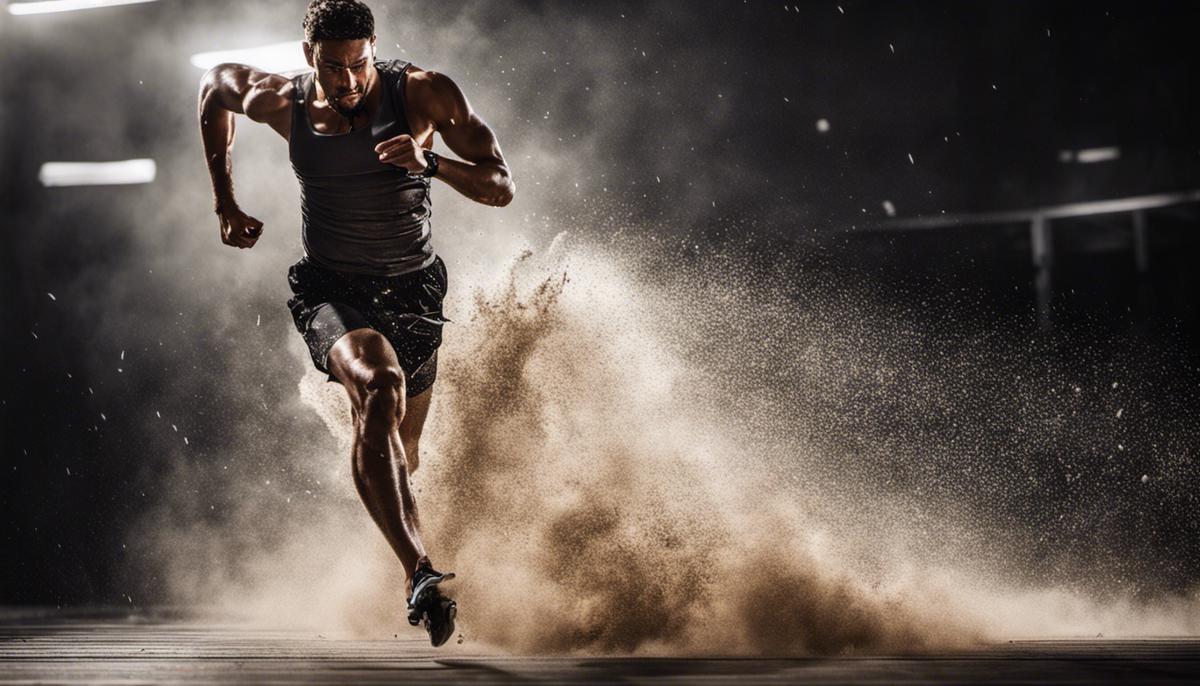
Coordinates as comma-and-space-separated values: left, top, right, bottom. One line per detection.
190, 41, 309, 74
7, 0, 157, 16
38, 159, 157, 187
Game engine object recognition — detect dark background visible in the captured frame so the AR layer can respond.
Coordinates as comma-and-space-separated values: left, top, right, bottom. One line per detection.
2, 0, 1198, 605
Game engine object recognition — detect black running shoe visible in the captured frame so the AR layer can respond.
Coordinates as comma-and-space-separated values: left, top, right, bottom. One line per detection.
406, 562, 455, 628
422, 591, 457, 648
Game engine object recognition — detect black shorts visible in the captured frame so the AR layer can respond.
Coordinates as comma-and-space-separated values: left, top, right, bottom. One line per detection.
285, 254, 449, 397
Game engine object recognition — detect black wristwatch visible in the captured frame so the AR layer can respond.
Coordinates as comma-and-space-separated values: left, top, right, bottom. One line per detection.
417, 149, 439, 178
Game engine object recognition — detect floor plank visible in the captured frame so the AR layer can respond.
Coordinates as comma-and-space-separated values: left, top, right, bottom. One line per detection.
1, 608, 1197, 684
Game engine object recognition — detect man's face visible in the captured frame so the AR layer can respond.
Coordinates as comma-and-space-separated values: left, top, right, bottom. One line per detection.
304, 37, 376, 118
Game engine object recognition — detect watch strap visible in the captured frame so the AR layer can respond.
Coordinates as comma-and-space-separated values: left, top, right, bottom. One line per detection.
421, 149, 439, 178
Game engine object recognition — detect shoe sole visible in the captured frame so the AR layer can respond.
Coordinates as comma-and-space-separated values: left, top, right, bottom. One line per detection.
426, 600, 457, 647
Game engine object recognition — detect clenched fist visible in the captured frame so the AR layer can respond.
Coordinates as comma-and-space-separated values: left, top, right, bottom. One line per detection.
216, 205, 264, 249
374, 134, 428, 175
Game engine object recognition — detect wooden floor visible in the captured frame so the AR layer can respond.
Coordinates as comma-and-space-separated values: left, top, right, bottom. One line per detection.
1, 608, 1198, 684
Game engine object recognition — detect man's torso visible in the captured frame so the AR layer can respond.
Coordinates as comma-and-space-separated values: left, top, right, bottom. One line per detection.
286, 59, 437, 277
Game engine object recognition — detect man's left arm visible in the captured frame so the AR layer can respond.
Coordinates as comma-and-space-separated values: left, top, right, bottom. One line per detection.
376, 71, 515, 207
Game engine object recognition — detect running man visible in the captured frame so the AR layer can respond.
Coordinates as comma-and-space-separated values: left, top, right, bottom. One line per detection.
196, 0, 514, 646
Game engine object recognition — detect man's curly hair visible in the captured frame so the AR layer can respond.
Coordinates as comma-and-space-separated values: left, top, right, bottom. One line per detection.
303, 0, 375, 43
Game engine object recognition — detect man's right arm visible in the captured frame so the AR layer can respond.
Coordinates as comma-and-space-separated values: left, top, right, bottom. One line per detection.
196, 63, 292, 249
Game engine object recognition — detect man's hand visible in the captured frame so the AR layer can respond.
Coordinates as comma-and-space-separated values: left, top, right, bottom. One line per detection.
216, 206, 264, 249
375, 134, 427, 175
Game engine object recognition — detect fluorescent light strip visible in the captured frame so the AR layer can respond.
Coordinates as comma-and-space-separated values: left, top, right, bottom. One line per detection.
7, 0, 157, 16
1074, 146, 1121, 164
38, 159, 156, 187
191, 41, 309, 74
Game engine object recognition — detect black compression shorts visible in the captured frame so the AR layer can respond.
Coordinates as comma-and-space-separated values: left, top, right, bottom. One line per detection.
285, 254, 449, 397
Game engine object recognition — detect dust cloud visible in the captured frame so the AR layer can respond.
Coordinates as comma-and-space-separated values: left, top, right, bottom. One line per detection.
419, 240, 972, 655
138, 226, 1199, 656
11, 0, 1194, 654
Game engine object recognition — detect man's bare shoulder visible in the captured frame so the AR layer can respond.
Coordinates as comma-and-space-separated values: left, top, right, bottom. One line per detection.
401, 64, 465, 123
241, 67, 297, 131
402, 63, 435, 96
247, 69, 298, 106
261, 69, 302, 93
204, 63, 297, 96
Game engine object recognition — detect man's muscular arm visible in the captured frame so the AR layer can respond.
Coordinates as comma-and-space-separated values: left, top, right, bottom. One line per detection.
376, 71, 515, 207
196, 63, 291, 248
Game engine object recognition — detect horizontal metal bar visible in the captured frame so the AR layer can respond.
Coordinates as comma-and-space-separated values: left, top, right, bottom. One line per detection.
860, 189, 1200, 232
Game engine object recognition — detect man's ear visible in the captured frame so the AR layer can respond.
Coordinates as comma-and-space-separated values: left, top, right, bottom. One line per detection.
302, 41, 314, 68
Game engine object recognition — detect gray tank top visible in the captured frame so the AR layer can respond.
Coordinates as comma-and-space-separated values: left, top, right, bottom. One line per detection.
288, 59, 435, 277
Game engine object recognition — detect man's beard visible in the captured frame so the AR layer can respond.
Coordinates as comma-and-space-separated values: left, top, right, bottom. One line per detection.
329, 92, 366, 119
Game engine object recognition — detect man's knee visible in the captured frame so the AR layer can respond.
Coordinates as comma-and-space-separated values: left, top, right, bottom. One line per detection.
357, 365, 407, 426
328, 329, 406, 410
363, 364, 404, 393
